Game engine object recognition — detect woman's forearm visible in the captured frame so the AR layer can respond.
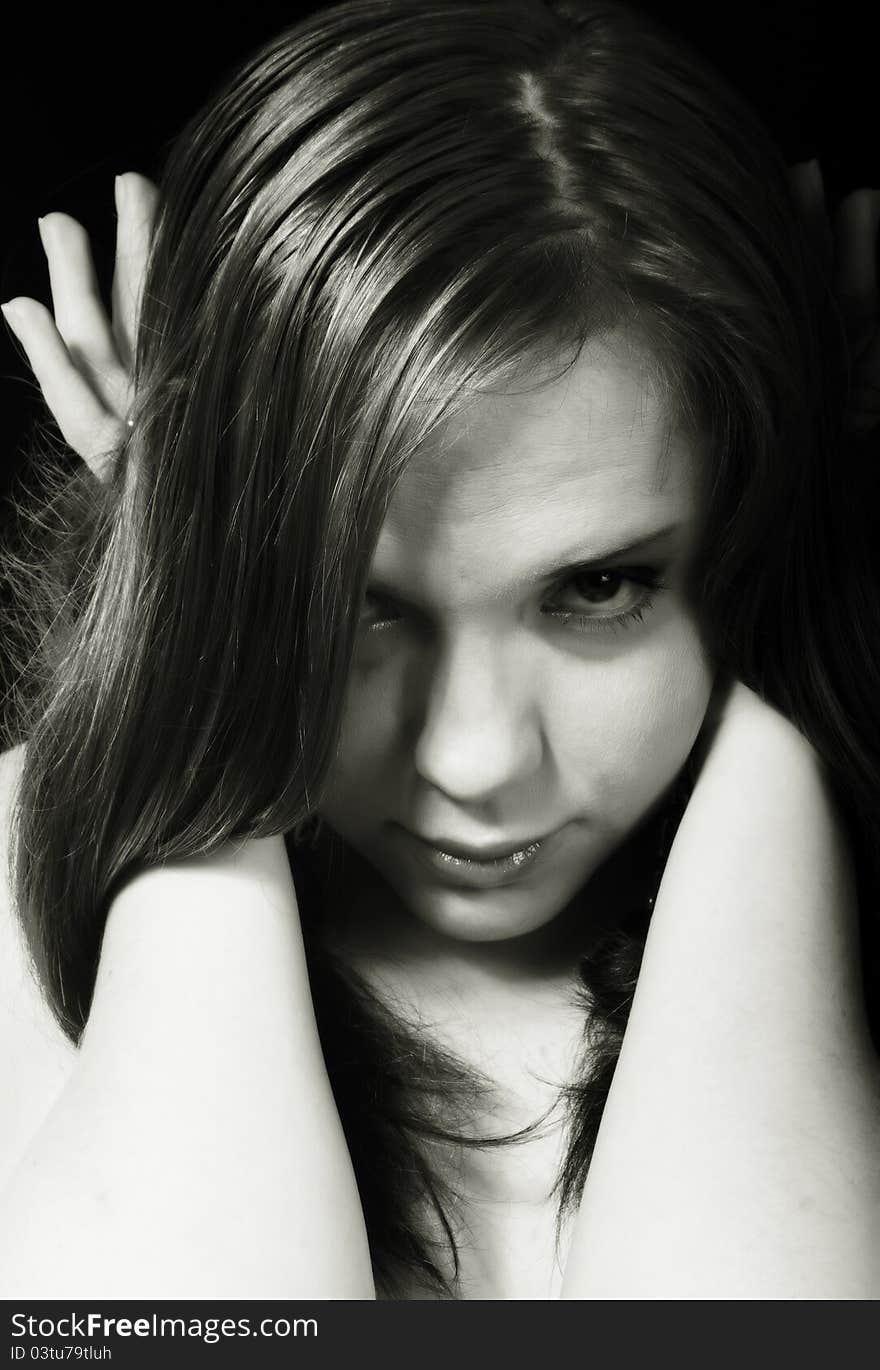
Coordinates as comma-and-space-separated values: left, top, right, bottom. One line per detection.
562, 687, 880, 1299
0, 836, 375, 1299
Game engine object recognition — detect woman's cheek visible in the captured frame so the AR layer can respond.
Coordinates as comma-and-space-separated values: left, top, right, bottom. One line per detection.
319, 653, 407, 813
553, 622, 714, 826
625, 627, 714, 794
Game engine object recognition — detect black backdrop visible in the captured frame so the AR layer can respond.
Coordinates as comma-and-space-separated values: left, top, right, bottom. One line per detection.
1, 0, 876, 502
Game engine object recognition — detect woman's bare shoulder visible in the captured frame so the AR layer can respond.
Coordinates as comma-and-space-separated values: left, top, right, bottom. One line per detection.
0, 741, 78, 1195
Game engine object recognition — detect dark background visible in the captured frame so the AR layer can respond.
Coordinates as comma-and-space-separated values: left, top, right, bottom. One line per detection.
1, 0, 876, 497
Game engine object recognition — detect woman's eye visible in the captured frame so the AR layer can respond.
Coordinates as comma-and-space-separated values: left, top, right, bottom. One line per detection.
359, 591, 401, 631
545, 566, 665, 634
359, 568, 667, 638
567, 570, 629, 604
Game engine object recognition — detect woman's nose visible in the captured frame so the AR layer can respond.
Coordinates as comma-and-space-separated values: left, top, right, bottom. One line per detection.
411, 632, 543, 803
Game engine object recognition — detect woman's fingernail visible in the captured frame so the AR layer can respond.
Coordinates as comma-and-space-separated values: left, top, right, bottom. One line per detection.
114, 175, 127, 213
1, 299, 23, 327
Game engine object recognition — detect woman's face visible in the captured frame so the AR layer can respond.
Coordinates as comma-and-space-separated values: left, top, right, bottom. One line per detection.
319, 333, 714, 943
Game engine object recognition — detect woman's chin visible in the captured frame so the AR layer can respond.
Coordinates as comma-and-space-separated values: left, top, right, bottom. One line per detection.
384, 866, 592, 946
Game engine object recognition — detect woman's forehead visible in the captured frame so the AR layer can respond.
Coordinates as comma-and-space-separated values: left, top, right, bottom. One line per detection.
376, 337, 700, 587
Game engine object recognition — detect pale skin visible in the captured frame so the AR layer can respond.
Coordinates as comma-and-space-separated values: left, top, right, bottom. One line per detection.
0, 172, 879, 1298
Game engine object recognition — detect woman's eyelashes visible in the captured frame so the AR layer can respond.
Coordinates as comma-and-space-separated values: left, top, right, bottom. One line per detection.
358, 589, 406, 633
359, 565, 668, 637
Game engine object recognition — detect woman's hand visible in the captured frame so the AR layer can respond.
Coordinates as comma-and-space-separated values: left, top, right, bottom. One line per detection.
789, 160, 880, 437
1, 172, 159, 482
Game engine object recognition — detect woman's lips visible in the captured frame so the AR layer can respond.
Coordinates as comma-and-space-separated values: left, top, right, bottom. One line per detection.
390, 824, 555, 889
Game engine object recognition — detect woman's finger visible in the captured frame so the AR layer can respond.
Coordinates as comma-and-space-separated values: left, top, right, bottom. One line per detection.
787, 159, 833, 270
111, 172, 161, 369
1, 295, 124, 480
833, 188, 880, 358
38, 211, 129, 416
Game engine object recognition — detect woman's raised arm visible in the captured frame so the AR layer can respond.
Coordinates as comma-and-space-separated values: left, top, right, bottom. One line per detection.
0, 187, 373, 1294
0, 833, 375, 1298
561, 681, 880, 1299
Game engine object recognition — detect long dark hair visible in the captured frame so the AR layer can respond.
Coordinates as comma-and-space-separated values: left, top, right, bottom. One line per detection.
3, 0, 877, 1297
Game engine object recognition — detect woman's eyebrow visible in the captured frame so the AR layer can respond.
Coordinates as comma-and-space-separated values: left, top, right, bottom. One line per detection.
366, 522, 686, 608
535, 522, 683, 582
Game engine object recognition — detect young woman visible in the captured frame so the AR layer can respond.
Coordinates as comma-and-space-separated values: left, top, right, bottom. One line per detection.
1, 0, 879, 1299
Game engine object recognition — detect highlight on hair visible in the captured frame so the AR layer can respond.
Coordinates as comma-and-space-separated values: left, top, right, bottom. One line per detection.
2, 0, 877, 1297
